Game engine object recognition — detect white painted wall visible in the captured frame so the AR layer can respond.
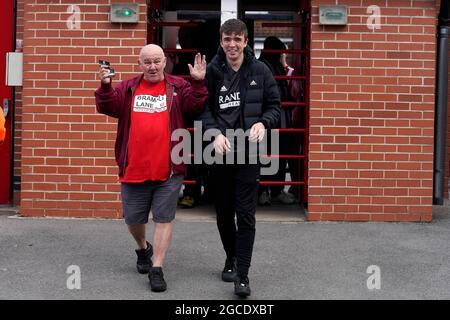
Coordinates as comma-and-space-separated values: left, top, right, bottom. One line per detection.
221, 0, 238, 24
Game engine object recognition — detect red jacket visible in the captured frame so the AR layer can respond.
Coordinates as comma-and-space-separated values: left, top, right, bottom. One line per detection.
95, 73, 207, 178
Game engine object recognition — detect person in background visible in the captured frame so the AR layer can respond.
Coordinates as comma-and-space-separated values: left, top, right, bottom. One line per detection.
95, 44, 207, 292
281, 50, 304, 201
175, 21, 215, 209
257, 36, 297, 206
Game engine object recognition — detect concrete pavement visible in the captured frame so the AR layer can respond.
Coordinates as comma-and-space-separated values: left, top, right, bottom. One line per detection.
0, 203, 449, 300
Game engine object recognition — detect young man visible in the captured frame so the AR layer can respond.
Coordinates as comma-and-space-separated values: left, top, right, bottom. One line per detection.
201, 19, 281, 297
95, 44, 207, 292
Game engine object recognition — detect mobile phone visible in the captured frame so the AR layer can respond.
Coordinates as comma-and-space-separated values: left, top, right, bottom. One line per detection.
98, 60, 115, 77
98, 60, 110, 67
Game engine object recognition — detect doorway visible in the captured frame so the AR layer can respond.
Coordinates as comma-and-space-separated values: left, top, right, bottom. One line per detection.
0, 0, 15, 205
146, 0, 310, 217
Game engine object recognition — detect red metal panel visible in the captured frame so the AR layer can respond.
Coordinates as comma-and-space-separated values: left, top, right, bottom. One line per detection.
0, 0, 14, 204
153, 21, 204, 27
146, 0, 160, 44
303, 5, 311, 205
261, 22, 308, 28
255, 2, 311, 205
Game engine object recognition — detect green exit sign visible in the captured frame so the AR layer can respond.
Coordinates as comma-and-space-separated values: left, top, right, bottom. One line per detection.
117, 8, 133, 17
110, 3, 139, 23
319, 5, 348, 25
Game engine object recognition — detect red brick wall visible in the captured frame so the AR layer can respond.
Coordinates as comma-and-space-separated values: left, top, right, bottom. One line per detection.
18, 0, 439, 221
20, 0, 147, 218
308, 0, 436, 221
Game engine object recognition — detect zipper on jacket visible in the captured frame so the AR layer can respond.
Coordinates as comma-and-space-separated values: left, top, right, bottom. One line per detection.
167, 83, 175, 178
239, 69, 248, 130
123, 126, 131, 177
122, 86, 135, 177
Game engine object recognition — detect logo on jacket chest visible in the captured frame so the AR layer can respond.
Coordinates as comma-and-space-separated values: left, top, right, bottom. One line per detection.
219, 92, 240, 110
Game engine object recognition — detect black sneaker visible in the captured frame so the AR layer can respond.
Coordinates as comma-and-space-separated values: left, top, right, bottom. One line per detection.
221, 257, 237, 282
135, 241, 153, 274
148, 267, 167, 292
234, 275, 251, 297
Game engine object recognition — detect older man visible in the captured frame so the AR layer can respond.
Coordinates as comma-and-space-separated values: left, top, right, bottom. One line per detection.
95, 44, 207, 292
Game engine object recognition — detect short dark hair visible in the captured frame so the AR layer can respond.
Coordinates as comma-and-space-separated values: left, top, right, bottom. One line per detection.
220, 18, 248, 38
263, 36, 286, 50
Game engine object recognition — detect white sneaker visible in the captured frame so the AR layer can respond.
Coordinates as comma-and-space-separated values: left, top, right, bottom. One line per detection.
274, 191, 295, 204
258, 191, 271, 206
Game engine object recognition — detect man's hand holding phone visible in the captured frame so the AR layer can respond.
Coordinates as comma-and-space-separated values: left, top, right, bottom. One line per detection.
98, 60, 115, 84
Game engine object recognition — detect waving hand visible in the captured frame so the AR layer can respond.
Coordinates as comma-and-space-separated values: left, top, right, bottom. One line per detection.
188, 53, 207, 81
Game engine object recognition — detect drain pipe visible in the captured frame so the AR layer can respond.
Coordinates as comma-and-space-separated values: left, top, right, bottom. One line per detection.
433, 0, 450, 205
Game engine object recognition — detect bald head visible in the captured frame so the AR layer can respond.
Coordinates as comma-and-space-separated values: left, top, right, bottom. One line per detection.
139, 44, 164, 61
138, 44, 167, 83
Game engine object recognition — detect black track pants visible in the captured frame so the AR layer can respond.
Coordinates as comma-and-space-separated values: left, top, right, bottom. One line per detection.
211, 164, 260, 277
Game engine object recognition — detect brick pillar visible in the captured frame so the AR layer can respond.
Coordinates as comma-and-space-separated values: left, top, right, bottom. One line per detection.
308, 0, 436, 221
20, 0, 147, 218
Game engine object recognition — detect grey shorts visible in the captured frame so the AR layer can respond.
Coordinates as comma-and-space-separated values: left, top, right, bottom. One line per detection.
120, 174, 183, 225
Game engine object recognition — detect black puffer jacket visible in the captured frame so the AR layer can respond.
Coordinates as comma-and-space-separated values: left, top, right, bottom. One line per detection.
200, 46, 281, 134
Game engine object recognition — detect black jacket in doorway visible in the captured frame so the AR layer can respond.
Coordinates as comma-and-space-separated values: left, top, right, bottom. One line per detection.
200, 46, 281, 135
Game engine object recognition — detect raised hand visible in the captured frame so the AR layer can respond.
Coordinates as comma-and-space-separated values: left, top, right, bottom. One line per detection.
188, 53, 207, 81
